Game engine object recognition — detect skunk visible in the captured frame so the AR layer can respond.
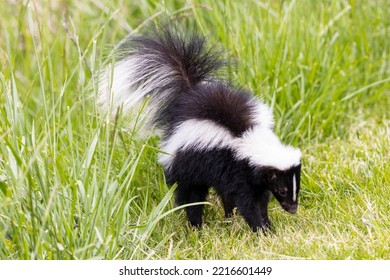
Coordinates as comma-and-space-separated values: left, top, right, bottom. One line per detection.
98, 26, 302, 232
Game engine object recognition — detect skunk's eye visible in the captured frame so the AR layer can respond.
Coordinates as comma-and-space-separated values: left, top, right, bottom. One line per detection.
279, 189, 288, 196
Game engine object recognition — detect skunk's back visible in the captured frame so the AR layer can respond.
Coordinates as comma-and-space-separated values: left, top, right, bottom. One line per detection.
161, 82, 274, 138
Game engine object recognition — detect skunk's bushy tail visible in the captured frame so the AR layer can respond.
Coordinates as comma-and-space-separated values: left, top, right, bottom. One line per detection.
97, 26, 224, 132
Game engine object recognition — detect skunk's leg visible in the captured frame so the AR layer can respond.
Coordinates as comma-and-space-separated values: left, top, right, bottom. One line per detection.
235, 193, 264, 232
221, 194, 235, 218
185, 186, 209, 228
259, 190, 272, 229
176, 183, 208, 228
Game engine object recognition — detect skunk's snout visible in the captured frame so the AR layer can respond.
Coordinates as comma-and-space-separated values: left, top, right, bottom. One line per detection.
282, 203, 298, 214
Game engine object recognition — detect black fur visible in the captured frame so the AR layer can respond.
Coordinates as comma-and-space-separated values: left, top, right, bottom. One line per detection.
163, 82, 258, 138
167, 147, 300, 232
167, 147, 270, 231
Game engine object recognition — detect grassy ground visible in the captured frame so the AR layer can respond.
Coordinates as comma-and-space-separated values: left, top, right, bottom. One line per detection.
1, 0, 389, 259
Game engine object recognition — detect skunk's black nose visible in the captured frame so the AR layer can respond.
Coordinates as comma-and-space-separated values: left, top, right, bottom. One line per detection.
282, 204, 298, 214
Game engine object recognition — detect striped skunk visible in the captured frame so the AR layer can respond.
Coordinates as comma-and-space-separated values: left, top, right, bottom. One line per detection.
98, 26, 302, 232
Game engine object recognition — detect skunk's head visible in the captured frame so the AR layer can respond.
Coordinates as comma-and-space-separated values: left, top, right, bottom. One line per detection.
237, 126, 302, 214
265, 164, 301, 214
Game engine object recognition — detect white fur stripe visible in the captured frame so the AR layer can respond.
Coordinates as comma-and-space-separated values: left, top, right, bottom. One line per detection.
293, 174, 297, 202
158, 119, 301, 171
158, 119, 234, 169
251, 99, 274, 129
97, 55, 175, 124
235, 126, 301, 170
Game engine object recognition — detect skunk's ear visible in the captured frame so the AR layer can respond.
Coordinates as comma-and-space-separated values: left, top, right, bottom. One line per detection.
267, 169, 277, 183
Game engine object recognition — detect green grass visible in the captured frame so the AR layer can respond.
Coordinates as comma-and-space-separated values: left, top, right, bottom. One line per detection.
0, 0, 389, 259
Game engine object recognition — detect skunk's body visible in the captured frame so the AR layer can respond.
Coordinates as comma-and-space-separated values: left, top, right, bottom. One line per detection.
98, 27, 302, 232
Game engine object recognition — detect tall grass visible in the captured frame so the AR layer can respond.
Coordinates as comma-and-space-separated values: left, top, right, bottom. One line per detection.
0, 0, 389, 259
